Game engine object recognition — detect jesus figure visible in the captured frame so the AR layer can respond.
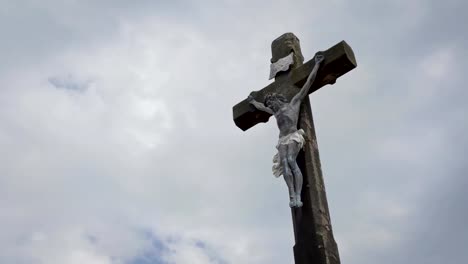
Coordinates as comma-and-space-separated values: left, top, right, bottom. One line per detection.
248, 53, 324, 207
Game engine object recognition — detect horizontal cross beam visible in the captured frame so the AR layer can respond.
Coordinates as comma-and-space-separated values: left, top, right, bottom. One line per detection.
232, 40, 357, 131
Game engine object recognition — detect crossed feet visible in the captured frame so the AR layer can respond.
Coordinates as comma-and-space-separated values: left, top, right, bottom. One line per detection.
289, 194, 303, 208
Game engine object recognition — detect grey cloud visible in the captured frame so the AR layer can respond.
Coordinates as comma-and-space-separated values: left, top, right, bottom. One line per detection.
0, 0, 194, 73
48, 75, 91, 92
127, 230, 168, 264
1, 0, 467, 264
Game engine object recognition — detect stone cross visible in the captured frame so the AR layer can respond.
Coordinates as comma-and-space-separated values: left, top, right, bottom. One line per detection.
232, 33, 357, 264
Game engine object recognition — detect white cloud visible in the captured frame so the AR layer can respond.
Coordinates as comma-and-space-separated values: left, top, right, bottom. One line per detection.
1, 1, 467, 264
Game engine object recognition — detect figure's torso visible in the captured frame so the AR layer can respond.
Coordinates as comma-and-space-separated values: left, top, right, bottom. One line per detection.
275, 104, 300, 137
273, 83, 302, 137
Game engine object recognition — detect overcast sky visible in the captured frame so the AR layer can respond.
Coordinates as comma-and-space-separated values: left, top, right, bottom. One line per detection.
1, 1, 467, 263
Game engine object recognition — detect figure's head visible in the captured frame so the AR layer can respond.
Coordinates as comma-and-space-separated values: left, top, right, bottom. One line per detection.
271, 32, 304, 65
264, 93, 288, 112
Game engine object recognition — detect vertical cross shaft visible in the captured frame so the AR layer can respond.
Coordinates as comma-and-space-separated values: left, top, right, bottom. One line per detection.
292, 96, 340, 264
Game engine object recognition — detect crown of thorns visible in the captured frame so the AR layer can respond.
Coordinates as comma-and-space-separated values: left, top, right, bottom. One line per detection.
264, 93, 287, 106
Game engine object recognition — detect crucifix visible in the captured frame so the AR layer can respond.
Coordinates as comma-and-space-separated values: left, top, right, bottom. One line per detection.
232, 33, 357, 264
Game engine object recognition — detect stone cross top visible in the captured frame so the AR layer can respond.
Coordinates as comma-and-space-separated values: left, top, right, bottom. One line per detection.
232, 33, 357, 264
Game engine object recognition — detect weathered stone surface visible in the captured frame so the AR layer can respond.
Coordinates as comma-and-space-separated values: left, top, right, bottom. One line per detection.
292, 96, 340, 264
271, 33, 305, 68
232, 40, 356, 131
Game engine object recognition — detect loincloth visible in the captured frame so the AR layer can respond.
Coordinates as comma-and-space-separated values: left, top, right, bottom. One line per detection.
272, 129, 306, 178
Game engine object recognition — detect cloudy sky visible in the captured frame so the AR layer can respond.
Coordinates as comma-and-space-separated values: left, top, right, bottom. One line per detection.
1, 0, 467, 263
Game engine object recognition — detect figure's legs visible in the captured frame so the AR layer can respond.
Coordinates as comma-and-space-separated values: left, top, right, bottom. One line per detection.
279, 144, 295, 207
287, 142, 303, 207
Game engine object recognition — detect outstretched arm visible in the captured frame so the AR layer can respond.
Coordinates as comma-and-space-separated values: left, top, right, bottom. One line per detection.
248, 95, 274, 115
291, 54, 324, 107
